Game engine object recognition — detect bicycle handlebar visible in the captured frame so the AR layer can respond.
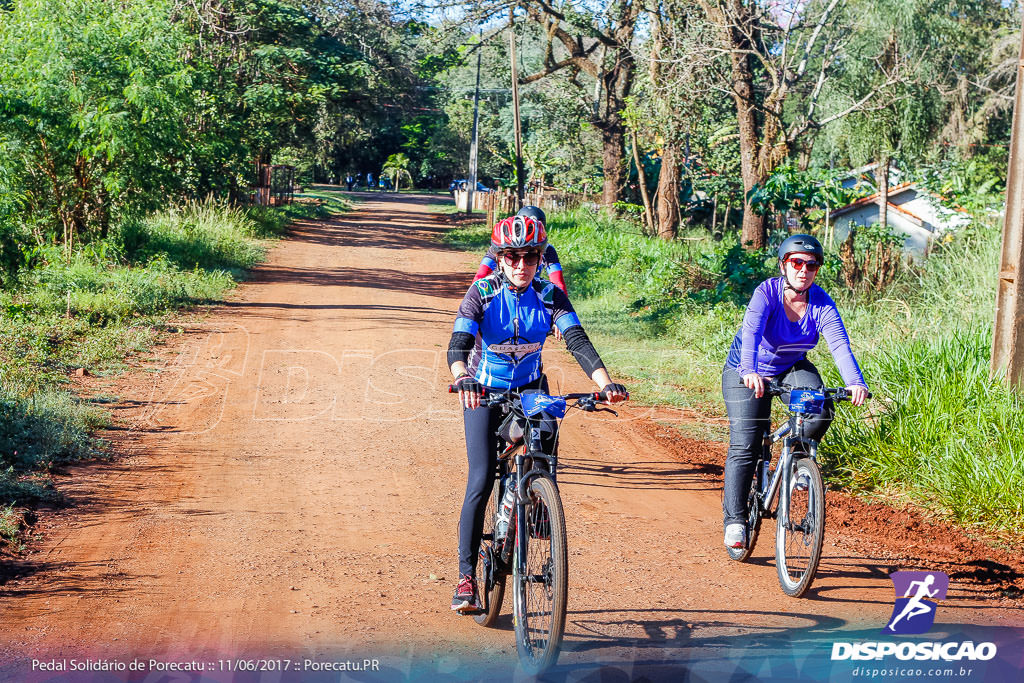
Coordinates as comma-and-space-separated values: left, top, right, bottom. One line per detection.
765, 380, 872, 401
447, 385, 628, 405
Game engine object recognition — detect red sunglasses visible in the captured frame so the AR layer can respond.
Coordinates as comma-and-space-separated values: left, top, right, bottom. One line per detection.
501, 251, 541, 266
786, 257, 820, 272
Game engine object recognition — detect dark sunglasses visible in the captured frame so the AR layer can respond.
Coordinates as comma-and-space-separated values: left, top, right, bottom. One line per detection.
787, 257, 820, 272
501, 251, 541, 266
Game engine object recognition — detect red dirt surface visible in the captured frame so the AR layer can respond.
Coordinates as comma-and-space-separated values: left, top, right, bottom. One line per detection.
0, 193, 1020, 678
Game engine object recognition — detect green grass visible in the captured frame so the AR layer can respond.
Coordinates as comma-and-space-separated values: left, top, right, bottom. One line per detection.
440, 207, 1023, 540
0, 504, 23, 550
0, 198, 329, 546
295, 187, 352, 213
824, 326, 1024, 534
817, 223, 1022, 535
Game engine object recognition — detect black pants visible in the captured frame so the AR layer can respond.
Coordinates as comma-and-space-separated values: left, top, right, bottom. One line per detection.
721, 359, 834, 527
457, 377, 554, 578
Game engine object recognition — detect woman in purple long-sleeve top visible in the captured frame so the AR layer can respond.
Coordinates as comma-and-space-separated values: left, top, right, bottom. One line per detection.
721, 234, 869, 550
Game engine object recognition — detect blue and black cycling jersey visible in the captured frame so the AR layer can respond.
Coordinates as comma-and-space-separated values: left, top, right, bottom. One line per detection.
448, 274, 601, 391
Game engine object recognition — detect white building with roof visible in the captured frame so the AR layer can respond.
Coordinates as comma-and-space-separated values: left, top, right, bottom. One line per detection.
829, 182, 970, 255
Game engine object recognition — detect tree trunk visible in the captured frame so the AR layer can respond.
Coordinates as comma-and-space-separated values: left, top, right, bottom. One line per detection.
600, 122, 626, 207
877, 154, 890, 230
630, 129, 655, 235
596, 28, 636, 208
720, 0, 766, 250
657, 143, 681, 240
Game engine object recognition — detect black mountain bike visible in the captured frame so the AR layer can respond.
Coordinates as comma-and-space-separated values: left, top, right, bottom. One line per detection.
450, 386, 623, 674
726, 380, 869, 597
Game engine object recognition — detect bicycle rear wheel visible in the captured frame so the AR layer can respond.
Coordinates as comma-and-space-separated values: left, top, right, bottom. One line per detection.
474, 476, 507, 626
727, 457, 765, 562
513, 475, 567, 674
775, 456, 825, 597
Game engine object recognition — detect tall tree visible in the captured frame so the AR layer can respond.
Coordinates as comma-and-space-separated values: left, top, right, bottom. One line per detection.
508, 0, 643, 206
0, 0, 192, 246
696, 0, 896, 248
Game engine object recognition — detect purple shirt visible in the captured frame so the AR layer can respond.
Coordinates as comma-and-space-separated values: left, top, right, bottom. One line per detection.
725, 277, 867, 388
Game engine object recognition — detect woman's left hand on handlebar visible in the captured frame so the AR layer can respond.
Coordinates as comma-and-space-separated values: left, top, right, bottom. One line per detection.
601, 383, 628, 403
847, 385, 868, 406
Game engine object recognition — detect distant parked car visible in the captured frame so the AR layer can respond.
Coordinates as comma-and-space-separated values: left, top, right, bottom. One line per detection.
448, 179, 493, 195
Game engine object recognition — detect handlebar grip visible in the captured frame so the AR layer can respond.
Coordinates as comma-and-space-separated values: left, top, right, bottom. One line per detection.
596, 390, 630, 402
448, 384, 488, 395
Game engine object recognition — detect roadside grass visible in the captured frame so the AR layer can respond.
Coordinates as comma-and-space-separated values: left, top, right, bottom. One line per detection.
429, 200, 460, 215
297, 186, 355, 212
0, 198, 331, 549
0, 505, 23, 551
440, 207, 1023, 540
305, 184, 369, 206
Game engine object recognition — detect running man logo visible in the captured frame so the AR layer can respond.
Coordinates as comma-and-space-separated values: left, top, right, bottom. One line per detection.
885, 571, 949, 635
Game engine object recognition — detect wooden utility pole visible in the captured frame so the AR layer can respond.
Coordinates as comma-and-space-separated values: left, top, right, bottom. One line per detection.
991, 14, 1024, 388
509, 18, 525, 210
466, 30, 483, 214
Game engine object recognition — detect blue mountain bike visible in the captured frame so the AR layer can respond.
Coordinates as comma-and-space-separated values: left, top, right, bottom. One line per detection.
727, 380, 868, 597
451, 386, 624, 673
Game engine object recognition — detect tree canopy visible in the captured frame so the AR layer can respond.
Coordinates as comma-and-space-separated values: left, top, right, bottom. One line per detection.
0, 0, 1019, 251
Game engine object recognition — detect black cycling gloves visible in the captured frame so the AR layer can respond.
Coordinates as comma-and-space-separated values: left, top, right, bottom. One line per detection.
453, 373, 483, 395
601, 383, 627, 397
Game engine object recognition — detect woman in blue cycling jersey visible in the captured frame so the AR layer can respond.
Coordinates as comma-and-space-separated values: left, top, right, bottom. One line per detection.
447, 214, 627, 613
722, 234, 868, 550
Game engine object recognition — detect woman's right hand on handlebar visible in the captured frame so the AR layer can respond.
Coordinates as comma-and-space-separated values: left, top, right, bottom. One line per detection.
453, 373, 483, 410
743, 373, 765, 398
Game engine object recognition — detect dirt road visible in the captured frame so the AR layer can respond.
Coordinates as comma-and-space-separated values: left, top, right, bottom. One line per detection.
1, 193, 1020, 680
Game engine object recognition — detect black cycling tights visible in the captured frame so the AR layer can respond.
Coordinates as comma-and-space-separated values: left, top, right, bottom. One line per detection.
457, 377, 555, 578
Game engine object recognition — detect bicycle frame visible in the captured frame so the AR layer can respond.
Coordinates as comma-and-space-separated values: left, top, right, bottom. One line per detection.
734, 381, 869, 596
759, 412, 820, 522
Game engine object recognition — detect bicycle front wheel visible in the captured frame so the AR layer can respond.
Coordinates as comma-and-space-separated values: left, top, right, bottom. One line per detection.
775, 456, 825, 597
474, 477, 507, 626
513, 475, 567, 674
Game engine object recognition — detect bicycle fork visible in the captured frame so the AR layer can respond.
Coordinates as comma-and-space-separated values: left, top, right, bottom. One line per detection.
776, 416, 819, 534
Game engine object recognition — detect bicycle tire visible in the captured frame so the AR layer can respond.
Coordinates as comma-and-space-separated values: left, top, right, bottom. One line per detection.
726, 459, 764, 562
474, 477, 507, 626
775, 456, 825, 597
513, 475, 567, 674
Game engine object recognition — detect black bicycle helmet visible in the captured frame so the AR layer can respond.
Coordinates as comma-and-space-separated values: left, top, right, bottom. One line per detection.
777, 234, 823, 262
517, 205, 547, 225
777, 234, 823, 295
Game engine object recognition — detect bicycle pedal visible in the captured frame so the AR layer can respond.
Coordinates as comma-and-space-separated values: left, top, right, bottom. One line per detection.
455, 603, 483, 615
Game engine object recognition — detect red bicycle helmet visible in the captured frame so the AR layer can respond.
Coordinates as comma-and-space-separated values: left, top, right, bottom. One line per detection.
491, 215, 547, 251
